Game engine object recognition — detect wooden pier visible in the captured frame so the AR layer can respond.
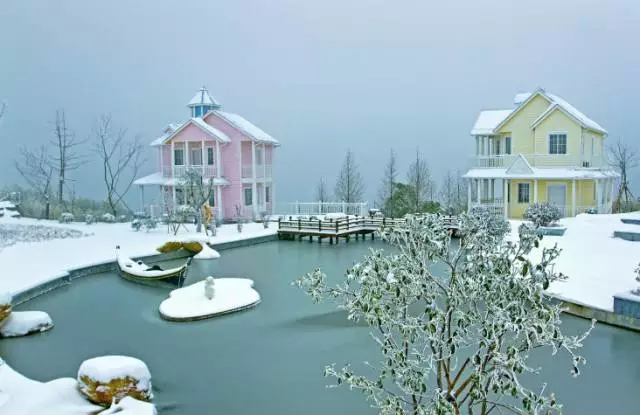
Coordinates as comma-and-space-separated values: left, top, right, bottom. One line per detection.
277, 216, 459, 243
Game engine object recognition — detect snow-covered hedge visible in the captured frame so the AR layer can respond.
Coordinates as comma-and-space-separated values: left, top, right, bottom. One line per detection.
85, 214, 95, 225
524, 202, 562, 227
0, 223, 85, 249
101, 213, 116, 223
466, 205, 510, 239
59, 212, 74, 223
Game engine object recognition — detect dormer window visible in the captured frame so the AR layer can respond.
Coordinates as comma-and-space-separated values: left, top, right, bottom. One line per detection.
549, 133, 567, 155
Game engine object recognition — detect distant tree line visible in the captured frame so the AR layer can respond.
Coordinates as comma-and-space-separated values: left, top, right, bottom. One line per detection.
315, 147, 468, 217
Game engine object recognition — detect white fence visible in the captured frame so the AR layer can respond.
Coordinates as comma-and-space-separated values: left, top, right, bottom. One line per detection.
275, 201, 369, 217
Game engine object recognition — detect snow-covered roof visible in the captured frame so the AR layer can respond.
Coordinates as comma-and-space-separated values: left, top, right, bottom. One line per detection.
471, 110, 513, 135
213, 110, 280, 145
150, 123, 184, 146
463, 167, 619, 180
187, 86, 221, 108
149, 118, 230, 146
133, 172, 230, 186
472, 88, 607, 136
544, 92, 606, 134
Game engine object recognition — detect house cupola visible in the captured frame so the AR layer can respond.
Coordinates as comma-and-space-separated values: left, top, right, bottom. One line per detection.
187, 86, 221, 117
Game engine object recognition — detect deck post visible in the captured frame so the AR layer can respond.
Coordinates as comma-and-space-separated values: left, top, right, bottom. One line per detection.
335, 220, 339, 234
309, 235, 312, 242
318, 219, 321, 232
298, 218, 301, 230
278, 217, 281, 229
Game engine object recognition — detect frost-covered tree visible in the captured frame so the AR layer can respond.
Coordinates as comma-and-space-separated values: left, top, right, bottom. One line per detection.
468, 205, 511, 239
440, 170, 469, 215
524, 203, 562, 227
182, 167, 215, 234
335, 149, 365, 203
93, 114, 144, 216
378, 149, 398, 215
295, 212, 593, 415
407, 148, 432, 212
14, 146, 54, 219
316, 177, 330, 204
608, 138, 638, 212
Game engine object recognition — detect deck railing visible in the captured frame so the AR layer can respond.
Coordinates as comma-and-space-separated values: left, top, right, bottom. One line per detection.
472, 154, 605, 169
161, 165, 218, 178
277, 201, 369, 216
277, 215, 458, 234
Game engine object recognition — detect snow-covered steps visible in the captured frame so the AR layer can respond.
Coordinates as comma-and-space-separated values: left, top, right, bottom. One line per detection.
0, 311, 53, 338
78, 355, 153, 406
159, 277, 261, 321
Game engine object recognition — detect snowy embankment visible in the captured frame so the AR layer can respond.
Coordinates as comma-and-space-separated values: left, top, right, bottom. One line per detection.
0, 311, 53, 338
0, 217, 276, 298
0, 222, 87, 250
508, 212, 640, 311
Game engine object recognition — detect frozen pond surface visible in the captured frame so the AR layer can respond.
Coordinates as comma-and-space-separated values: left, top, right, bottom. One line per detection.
2, 241, 640, 414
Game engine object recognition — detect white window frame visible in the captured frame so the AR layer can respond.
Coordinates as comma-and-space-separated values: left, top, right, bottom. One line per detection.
505, 136, 512, 154
190, 148, 202, 166
517, 183, 530, 204
173, 148, 185, 166
548, 132, 568, 155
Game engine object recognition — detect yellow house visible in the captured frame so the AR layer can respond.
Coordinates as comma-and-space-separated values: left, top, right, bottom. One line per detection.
464, 88, 619, 218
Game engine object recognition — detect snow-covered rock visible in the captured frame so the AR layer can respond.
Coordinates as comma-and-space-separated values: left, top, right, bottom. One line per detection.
0, 358, 103, 414
192, 242, 220, 259
99, 396, 157, 415
159, 278, 260, 321
77, 356, 153, 406
0, 292, 11, 325
0, 311, 53, 337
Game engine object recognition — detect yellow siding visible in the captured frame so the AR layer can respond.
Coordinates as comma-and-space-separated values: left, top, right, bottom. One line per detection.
507, 179, 597, 218
498, 94, 552, 155
533, 109, 582, 166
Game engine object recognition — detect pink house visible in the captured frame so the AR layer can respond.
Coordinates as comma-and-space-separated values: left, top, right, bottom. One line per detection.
134, 87, 279, 221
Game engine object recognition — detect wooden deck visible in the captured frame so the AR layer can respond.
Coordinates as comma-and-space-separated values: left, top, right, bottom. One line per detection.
277, 216, 458, 243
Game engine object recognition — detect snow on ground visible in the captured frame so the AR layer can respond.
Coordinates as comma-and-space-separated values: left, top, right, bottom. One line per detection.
0, 310, 53, 338
0, 222, 87, 250
508, 212, 640, 311
159, 278, 260, 320
0, 358, 104, 414
0, 216, 276, 297
78, 356, 151, 393
192, 243, 221, 259
100, 396, 157, 415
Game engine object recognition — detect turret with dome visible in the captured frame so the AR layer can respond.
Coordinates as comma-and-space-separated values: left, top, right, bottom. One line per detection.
188, 86, 222, 117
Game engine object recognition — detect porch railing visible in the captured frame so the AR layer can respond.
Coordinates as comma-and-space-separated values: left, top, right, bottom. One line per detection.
161, 165, 218, 178
242, 164, 273, 179
472, 154, 605, 169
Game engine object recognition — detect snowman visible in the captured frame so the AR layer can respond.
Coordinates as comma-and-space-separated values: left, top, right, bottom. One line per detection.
204, 276, 215, 300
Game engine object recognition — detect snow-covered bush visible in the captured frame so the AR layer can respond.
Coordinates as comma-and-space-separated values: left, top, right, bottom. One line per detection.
143, 217, 157, 231
101, 213, 116, 223
118, 214, 128, 223
0, 223, 84, 249
85, 214, 95, 225
525, 202, 562, 227
59, 212, 74, 223
131, 219, 142, 231
633, 263, 640, 296
295, 213, 593, 414
466, 205, 511, 240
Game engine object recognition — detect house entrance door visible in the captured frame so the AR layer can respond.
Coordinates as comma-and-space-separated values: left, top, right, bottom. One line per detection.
547, 184, 567, 216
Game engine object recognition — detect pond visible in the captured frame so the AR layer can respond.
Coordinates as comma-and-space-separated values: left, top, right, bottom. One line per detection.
1, 240, 640, 414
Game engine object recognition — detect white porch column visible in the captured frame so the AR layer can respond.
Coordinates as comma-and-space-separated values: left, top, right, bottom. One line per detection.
595, 179, 602, 213
201, 139, 205, 176
184, 141, 189, 168
503, 179, 509, 218
533, 179, 538, 203
216, 141, 222, 177
476, 179, 481, 203
216, 185, 223, 219
271, 149, 276, 214
170, 141, 175, 177
251, 141, 258, 218
467, 179, 472, 211
572, 179, 577, 216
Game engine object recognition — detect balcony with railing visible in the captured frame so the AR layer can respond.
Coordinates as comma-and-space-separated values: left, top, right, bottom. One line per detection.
242, 164, 273, 179
162, 165, 218, 178
472, 153, 606, 169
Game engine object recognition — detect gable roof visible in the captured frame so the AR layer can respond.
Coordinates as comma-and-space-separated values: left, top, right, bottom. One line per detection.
150, 123, 184, 146
471, 109, 513, 135
208, 110, 280, 145
505, 154, 534, 175
487, 88, 606, 135
150, 118, 230, 146
188, 86, 221, 108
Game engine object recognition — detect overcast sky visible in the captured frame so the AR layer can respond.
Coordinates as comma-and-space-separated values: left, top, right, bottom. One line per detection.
1, 0, 639, 208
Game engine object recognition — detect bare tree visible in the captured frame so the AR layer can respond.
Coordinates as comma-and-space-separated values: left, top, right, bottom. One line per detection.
406, 148, 431, 212
14, 146, 54, 218
377, 148, 398, 215
439, 169, 455, 209
316, 177, 329, 203
182, 167, 215, 234
609, 138, 638, 212
454, 169, 469, 212
93, 114, 145, 216
51, 110, 86, 205
334, 149, 365, 203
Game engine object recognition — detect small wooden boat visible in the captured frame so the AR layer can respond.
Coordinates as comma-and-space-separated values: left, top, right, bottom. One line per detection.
116, 246, 191, 287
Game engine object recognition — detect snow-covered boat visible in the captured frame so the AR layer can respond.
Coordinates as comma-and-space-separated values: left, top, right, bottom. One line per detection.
116, 246, 191, 287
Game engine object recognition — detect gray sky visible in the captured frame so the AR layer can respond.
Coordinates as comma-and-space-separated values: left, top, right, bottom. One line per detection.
1, 0, 639, 208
